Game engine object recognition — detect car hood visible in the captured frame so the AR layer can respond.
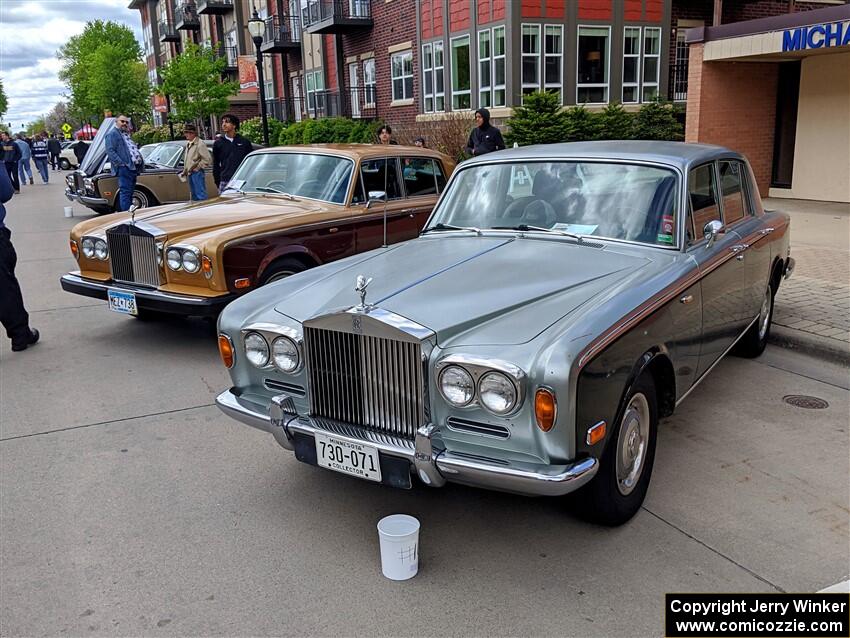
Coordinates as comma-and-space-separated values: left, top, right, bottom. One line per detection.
272, 236, 653, 346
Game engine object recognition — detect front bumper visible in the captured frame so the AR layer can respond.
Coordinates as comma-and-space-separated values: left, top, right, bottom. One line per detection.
216, 389, 598, 497
784, 257, 796, 280
64, 187, 78, 202
60, 273, 237, 317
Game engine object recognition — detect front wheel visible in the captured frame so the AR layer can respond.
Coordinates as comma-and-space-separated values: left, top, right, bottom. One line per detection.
59, 158, 71, 170
575, 373, 658, 526
131, 189, 153, 209
259, 258, 307, 285
734, 284, 773, 358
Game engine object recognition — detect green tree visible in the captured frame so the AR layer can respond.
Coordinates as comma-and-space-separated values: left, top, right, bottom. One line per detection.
25, 117, 47, 136
158, 43, 238, 123
631, 98, 684, 141
505, 91, 569, 146
562, 105, 599, 142
0, 79, 7, 121
58, 21, 150, 119
596, 102, 633, 140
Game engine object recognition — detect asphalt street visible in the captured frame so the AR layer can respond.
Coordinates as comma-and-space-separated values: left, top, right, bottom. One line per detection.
1, 178, 848, 637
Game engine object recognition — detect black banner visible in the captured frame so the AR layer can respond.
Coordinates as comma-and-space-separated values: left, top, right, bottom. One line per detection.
665, 593, 849, 637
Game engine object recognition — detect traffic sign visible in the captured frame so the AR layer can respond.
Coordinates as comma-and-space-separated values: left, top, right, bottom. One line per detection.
61, 122, 72, 133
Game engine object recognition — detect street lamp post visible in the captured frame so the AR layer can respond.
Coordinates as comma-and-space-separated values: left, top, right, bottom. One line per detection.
247, 11, 270, 147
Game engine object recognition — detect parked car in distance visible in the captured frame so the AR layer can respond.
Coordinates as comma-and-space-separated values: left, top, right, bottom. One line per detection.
59, 140, 91, 170
60, 144, 455, 319
215, 141, 794, 526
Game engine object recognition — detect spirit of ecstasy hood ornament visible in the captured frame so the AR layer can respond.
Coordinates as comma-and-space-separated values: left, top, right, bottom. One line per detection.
354, 274, 373, 310
129, 203, 139, 225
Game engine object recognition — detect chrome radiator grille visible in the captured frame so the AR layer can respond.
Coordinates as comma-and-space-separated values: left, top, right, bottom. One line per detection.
304, 327, 425, 440
106, 227, 161, 287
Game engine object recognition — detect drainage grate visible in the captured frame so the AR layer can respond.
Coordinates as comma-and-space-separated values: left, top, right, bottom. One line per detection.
783, 395, 829, 410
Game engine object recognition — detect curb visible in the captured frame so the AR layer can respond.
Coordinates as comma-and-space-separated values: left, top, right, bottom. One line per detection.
768, 325, 850, 366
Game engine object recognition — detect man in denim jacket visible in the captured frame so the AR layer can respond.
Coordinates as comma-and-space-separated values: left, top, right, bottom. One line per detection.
105, 116, 145, 211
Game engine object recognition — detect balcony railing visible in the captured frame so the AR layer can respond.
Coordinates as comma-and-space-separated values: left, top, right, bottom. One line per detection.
302, 0, 372, 34
670, 40, 689, 102
266, 86, 378, 123
158, 20, 180, 42
196, 0, 233, 14
261, 14, 302, 53
174, 1, 200, 29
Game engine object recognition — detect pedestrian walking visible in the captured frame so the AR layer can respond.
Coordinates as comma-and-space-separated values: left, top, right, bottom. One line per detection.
32, 133, 50, 184
105, 115, 145, 212
181, 123, 211, 201
48, 135, 62, 171
212, 114, 252, 192
14, 134, 33, 186
0, 164, 39, 352
1, 132, 22, 193
464, 108, 506, 157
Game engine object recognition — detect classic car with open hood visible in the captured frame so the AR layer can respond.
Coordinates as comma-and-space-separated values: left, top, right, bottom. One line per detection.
215, 141, 794, 525
60, 144, 454, 318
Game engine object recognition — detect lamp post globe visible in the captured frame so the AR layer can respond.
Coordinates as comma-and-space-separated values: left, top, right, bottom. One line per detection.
248, 10, 270, 147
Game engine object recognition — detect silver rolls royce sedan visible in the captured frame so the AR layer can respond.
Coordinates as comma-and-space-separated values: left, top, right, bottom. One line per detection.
215, 141, 794, 525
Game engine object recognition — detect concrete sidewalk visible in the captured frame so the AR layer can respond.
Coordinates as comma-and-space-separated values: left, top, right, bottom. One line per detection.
765, 198, 850, 365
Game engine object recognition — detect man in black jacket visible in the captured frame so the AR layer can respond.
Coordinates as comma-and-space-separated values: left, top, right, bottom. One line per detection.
464, 108, 506, 157
48, 135, 63, 170
1, 131, 22, 193
212, 113, 253, 191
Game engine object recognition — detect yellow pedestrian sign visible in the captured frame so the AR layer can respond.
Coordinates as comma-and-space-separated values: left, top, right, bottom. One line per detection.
61, 123, 72, 134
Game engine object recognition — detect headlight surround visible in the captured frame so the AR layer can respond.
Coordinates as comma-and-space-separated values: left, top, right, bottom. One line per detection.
83, 178, 94, 191
94, 239, 108, 260
81, 237, 95, 258
439, 365, 475, 407
244, 332, 269, 368
166, 248, 183, 271
181, 249, 200, 273
478, 371, 518, 415
271, 336, 300, 373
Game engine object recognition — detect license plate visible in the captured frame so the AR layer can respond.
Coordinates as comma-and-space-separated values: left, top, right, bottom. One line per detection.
314, 431, 382, 482
107, 289, 138, 316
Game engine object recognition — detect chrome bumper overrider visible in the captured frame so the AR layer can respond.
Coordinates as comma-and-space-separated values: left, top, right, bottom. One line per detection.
784, 257, 795, 280
215, 389, 598, 497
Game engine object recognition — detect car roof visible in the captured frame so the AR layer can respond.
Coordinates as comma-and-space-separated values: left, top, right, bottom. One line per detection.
463, 141, 744, 172
258, 143, 450, 161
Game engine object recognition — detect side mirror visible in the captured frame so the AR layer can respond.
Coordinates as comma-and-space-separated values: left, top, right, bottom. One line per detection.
703, 219, 724, 247
366, 190, 387, 209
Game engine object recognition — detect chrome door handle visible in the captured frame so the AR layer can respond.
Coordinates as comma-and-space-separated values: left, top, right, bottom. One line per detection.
759, 227, 775, 235
679, 294, 694, 304
731, 244, 749, 252
736, 254, 745, 261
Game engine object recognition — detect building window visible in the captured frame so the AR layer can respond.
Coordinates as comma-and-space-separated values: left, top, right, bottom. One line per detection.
622, 26, 641, 103
493, 26, 506, 107
642, 27, 661, 101
363, 58, 376, 107
422, 42, 445, 113
478, 30, 491, 108
577, 25, 610, 104
451, 35, 471, 110
521, 24, 540, 100
306, 70, 325, 116
544, 25, 563, 99
391, 50, 414, 101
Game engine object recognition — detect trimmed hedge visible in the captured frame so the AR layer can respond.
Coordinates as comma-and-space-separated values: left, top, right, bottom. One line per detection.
237, 116, 385, 146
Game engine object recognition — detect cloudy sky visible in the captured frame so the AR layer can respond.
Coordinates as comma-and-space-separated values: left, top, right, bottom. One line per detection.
0, 0, 143, 128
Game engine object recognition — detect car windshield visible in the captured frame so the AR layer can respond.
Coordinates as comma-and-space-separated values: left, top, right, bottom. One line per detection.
429, 161, 680, 247
226, 152, 353, 204
145, 142, 184, 167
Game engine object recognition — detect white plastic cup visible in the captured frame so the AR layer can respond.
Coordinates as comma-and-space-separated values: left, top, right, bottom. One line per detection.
377, 514, 420, 581
64, 206, 73, 218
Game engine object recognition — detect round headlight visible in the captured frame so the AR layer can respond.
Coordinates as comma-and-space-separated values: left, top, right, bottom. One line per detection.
272, 336, 299, 373
94, 239, 108, 260
439, 365, 475, 407
166, 248, 182, 270
81, 238, 95, 258
478, 371, 518, 415
244, 332, 269, 367
182, 250, 200, 273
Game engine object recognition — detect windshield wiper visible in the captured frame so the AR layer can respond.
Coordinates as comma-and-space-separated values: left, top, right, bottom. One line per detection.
254, 187, 295, 200
491, 224, 584, 241
422, 222, 482, 235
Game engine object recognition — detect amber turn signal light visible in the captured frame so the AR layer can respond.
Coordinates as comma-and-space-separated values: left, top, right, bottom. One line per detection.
534, 388, 557, 432
202, 255, 213, 278
69, 240, 78, 259
586, 421, 607, 446
234, 277, 251, 289
218, 334, 234, 368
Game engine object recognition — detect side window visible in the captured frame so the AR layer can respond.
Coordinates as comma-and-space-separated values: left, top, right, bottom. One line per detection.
434, 161, 447, 193
401, 157, 437, 197
360, 158, 402, 200
688, 163, 721, 243
719, 160, 747, 224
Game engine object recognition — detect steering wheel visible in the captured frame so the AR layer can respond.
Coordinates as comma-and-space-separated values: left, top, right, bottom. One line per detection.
523, 200, 557, 228
297, 180, 325, 198
502, 196, 535, 220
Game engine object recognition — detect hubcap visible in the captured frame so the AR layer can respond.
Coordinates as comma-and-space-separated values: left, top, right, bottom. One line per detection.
758, 286, 772, 340
616, 392, 650, 496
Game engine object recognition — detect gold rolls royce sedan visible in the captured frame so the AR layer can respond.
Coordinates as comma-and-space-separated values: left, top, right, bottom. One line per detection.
60, 144, 455, 319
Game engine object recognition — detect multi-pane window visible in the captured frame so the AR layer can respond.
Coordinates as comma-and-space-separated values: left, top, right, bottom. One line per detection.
305, 70, 325, 115
391, 50, 414, 101
544, 25, 563, 99
642, 27, 661, 101
577, 26, 610, 104
478, 30, 491, 108
521, 24, 540, 99
451, 35, 471, 110
493, 26, 506, 107
363, 58, 376, 107
622, 27, 641, 103
422, 42, 445, 112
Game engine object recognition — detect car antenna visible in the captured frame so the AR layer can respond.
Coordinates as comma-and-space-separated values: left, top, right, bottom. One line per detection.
382, 155, 389, 248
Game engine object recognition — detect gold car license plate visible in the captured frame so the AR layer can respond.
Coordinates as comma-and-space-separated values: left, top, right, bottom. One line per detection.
314, 431, 382, 482
107, 289, 138, 316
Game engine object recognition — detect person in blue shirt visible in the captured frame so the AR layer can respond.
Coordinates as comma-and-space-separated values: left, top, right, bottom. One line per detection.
14, 134, 33, 186
0, 166, 39, 351
105, 115, 144, 211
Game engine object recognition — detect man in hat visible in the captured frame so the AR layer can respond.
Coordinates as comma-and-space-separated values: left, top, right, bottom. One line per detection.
181, 124, 212, 201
